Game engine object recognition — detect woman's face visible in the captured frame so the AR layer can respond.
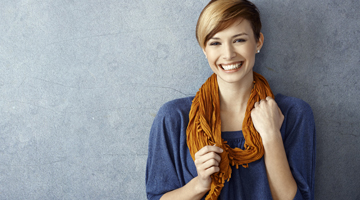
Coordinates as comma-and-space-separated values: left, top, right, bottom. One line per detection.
203, 18, 263, 85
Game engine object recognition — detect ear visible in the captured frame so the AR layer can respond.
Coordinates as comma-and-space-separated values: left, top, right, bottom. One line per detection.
256, 32, 264, 52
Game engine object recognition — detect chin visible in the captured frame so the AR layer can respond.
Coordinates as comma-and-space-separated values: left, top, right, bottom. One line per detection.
216, 69, 253, 85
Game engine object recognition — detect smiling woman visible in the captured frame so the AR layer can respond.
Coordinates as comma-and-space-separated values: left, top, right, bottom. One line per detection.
146, 0, 316, 200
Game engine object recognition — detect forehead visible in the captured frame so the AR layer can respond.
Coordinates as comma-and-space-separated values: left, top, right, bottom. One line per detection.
212, 18, 253, 38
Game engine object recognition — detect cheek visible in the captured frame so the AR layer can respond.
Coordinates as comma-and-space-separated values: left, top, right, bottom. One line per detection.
242, 44, 257, 54
241, 46, 257, 60
206, 52, 219, 65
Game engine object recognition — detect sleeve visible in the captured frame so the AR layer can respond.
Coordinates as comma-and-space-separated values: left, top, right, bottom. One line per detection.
280, 98, 316, 200
145, 102, 184, 200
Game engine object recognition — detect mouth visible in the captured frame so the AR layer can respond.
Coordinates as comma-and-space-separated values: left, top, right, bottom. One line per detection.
219, 62, 243, 71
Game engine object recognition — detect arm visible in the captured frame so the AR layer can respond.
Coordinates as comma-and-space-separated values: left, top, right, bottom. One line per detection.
262, 131, 297, 200
161, 146, 223, 200
251, 96, 297, 200
160, 177, 207, 200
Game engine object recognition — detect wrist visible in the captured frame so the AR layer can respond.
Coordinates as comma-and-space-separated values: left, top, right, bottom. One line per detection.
261, 130, 283, 147
193, 176, 210, 196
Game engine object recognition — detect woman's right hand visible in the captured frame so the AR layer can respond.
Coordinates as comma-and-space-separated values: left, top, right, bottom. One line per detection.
194, 145, 223, 192
160, 145, 223, 200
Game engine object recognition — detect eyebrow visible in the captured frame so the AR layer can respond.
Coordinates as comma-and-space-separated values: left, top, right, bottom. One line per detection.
210, 33, 248, 40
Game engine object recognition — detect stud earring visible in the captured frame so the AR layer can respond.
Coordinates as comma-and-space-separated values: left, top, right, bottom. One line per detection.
257, 49, 260, 53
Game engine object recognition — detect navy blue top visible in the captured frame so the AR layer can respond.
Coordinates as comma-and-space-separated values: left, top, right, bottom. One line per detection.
146, 94, 316, 200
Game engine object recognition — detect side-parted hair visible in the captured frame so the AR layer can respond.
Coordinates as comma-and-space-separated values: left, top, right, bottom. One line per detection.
196, 0, 262, 49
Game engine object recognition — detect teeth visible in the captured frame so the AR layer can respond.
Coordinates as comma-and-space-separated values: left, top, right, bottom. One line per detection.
221, 62, 242, 70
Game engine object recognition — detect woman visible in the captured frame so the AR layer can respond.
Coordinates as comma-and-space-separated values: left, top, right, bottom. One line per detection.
146, 0, 316, 199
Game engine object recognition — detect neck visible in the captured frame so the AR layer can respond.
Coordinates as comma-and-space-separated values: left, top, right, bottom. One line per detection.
217, 72, 254, 113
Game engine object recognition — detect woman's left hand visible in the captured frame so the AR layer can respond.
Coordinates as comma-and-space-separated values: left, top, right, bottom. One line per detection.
251, 96, 284, 142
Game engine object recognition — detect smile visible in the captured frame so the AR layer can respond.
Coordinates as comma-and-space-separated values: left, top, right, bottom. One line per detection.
220, 62, 243, 71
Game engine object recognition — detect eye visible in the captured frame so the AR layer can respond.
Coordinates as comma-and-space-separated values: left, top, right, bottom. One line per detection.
234, 39, 246, 43
209, 41, 221, 46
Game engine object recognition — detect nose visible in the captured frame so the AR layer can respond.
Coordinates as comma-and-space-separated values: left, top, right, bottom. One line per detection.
222, 44, 236, 60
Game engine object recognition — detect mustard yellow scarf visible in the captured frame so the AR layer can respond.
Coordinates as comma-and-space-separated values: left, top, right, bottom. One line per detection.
186, 72, 274, 200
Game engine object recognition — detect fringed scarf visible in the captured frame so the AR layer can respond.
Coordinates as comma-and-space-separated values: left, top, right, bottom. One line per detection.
186, 71, 274, 200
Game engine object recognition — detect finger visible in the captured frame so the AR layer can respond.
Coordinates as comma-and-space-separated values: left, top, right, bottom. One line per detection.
254, 101, 260, 108
210, 152, 222, 163
197, 158, 220, 176
205, 166, 220, 175
201, 166, 220, 178
195, 151, 222, 165
195, 146, 223, 158
265, 96, 273, 101
202, 158, 220, 170
197, 146, 223, 155
259, 99, 266, 105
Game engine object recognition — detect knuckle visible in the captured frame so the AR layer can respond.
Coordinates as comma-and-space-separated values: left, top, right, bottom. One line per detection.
212, 159, 218, 166
203, 146, 210, 151
251, 110, 256, 116
195, 155, 200, 160
209, 166, 219, 174
216, 154, 221, 161
194, 159, 199, 165
195, 149, 202, 156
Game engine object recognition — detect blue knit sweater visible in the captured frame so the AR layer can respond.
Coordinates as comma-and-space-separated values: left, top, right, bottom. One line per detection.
146, 94, 316, 200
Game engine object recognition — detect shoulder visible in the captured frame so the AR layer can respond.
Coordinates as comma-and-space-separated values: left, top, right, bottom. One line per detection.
151, 96, 195, 132
148, 96, 194, 153
275, 94, 315, 141
275, 93, 313, 117
156, 96, 194, 120
275, 93, 315, 133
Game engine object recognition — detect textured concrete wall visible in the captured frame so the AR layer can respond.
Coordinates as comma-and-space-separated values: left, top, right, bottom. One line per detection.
0, 0, 359, 199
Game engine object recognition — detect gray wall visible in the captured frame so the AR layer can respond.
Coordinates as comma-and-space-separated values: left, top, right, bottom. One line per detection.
0, 0, 359, 199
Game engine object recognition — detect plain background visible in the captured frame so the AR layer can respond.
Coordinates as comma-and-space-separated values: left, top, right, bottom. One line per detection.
0, 0, 359, 199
